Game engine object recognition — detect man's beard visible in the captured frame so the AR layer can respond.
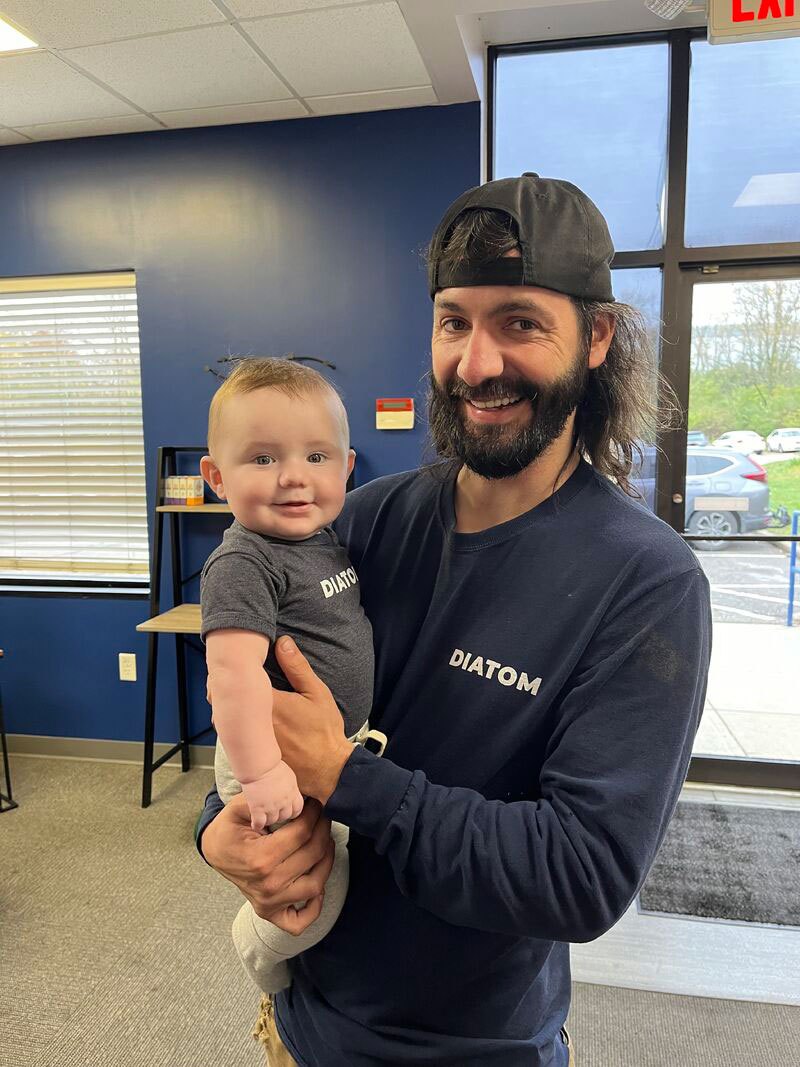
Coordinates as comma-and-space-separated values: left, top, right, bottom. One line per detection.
427, 353, 589, 480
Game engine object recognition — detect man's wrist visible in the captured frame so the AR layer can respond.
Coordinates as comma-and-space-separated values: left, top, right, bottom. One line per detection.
316, 740, 356, 805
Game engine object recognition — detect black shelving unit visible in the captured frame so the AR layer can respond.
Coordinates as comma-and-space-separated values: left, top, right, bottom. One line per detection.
0, 650, 18, 813
137, 446, 231, 807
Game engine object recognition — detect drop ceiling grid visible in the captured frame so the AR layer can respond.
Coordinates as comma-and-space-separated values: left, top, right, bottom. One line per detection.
0, 50, 140, 126
245, 2, 431, 97
0, 0, 437, 141
307, 84, 436, 116
12, 115, 164, 141
153, 98, 308, 128
226, 0, 381, 17
62, 24, 297, 112
0, 0, 227, 51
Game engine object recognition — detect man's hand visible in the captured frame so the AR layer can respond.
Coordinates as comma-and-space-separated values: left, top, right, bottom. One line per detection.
272, 636, 356, 804
201, 793, 335, 933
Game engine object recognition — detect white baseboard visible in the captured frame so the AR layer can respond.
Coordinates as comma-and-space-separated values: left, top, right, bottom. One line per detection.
7, 733, 215, 769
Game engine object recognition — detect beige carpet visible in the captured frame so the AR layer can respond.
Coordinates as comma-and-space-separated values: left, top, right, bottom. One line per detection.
2, 755, 798, 1067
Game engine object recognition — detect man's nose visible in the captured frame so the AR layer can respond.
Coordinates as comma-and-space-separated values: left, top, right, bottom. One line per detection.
456, 325, 504, 387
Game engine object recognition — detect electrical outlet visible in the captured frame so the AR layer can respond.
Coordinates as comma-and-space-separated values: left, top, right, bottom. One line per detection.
118, 653, 137, 682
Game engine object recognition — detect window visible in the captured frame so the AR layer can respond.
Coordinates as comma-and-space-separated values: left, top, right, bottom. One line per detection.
692, 455, 732, 476
492, 31, 800, 779
493, 42, 669, 251
686, 37, 800, 248
0, 273, 148, 591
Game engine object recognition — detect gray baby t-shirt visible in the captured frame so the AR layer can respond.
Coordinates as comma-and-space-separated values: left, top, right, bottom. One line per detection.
200, 519, 374, 736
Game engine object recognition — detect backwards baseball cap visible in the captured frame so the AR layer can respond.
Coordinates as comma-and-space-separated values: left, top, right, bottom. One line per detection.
428, 172, 615, 302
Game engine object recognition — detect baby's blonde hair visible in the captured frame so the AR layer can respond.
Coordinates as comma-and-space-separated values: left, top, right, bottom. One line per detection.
207, 358, 349, 454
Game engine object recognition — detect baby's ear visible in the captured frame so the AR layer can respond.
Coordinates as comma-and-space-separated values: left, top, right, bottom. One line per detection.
200, 455, 226, 500
346, 449, 356, 478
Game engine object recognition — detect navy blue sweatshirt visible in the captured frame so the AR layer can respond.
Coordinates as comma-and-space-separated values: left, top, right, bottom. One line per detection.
197, 460, 711, 1066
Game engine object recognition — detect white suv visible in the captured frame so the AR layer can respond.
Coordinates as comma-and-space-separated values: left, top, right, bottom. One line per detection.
711, 430, 767, 454
766, 428, 800, 453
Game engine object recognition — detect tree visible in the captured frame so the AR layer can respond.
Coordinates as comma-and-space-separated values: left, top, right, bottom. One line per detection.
689, 280, 800, 438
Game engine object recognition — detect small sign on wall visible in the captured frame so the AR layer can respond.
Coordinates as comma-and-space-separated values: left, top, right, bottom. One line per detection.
709, 0, 800, 44
376, 397, 414, 430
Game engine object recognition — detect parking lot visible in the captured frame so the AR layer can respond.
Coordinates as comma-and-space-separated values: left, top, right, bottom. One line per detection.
692, 539, 795, 626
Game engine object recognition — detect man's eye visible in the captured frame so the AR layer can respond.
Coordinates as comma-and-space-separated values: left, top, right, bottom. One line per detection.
442, 318, 468, 332
308, 453, 326, 464
509, 319, 538, 331
254, 455, 274, 466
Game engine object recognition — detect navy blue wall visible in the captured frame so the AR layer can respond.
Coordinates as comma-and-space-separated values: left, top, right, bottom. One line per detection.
0, 104, 480, 745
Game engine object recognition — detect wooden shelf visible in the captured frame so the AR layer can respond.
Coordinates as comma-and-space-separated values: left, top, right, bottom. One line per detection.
137, 603, 201, 634
156, 504, 231, 513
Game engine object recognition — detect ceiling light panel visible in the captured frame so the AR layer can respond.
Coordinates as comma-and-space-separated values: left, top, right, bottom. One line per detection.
0, 15, 37, 52
245, 2, 430, 97
0, 0, 224, 50
734, 173, 800, 208
63, 24, 292, 112
0, 52, 138, 126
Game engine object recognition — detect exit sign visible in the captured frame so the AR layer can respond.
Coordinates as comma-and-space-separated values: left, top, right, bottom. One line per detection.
709, 0, 800, 42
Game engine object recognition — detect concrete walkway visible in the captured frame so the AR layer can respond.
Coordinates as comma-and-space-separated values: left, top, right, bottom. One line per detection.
695, 622, 800, 760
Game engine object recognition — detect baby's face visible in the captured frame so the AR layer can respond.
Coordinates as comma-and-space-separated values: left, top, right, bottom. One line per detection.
206, 387, 354, 541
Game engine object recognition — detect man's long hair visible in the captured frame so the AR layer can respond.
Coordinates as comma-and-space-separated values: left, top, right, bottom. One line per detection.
428, 209, 678, 496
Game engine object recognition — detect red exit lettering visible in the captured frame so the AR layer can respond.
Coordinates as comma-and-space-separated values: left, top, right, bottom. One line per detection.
732, 0, 794, 18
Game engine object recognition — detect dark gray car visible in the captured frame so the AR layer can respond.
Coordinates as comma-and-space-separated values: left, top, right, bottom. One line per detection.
630, 447, 770, 550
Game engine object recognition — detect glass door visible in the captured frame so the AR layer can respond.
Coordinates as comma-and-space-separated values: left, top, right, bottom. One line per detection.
683, 269, 800, 781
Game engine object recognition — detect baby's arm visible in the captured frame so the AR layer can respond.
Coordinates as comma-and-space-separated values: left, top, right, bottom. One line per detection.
206, 628, 304, 832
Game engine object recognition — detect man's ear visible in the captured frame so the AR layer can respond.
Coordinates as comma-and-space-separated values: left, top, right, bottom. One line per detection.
346, 449, 356, 479
588, 311, 615, 371
200, 455, 226, 500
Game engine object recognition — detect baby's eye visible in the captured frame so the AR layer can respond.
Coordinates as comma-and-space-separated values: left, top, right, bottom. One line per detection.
308, 453, 326, 464
254, 455, 274, 466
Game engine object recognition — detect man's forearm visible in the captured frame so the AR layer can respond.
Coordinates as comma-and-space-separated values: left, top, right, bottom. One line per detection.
326, 568, 710, 944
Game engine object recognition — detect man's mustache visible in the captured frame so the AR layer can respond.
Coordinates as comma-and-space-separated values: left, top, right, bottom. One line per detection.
441, 379, 539, 403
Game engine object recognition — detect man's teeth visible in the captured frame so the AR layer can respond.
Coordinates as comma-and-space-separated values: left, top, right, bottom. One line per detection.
469, 396, 521, 409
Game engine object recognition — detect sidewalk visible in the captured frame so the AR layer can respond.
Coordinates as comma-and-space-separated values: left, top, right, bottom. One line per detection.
695, 622, 800, 760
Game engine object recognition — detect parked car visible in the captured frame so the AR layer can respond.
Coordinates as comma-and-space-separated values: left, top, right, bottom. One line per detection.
687, 430, 708, 447
766, 427, 800, 453
711, 430, 767, 454
630, 446, 771, 550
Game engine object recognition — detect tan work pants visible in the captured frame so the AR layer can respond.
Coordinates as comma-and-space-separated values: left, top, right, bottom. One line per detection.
253, 994, 576, 1065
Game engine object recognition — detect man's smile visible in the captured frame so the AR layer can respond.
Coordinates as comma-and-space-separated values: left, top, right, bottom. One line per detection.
462, 395, 532, 424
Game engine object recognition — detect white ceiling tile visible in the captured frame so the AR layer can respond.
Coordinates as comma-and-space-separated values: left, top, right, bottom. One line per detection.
15, 115, 163, 141
245, 2, 430, 97
308, 84, 436, 116
0, 0, 225, 50
0, 51, 137, 126
228, 0, 359, 16
63, 24, 293, 112
0, 128, 31, 145
155, 99, 307, 128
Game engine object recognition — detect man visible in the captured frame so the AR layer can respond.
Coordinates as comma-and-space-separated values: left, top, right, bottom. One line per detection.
197, 173, 711, 1066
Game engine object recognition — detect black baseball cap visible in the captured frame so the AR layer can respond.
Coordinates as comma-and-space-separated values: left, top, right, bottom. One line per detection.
428, 172, 615, 302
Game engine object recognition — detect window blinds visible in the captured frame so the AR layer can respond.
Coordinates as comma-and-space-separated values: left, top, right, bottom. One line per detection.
0, 273, 149, 583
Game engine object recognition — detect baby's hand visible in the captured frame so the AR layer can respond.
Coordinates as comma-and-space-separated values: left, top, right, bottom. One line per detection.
242, 762, 304, 832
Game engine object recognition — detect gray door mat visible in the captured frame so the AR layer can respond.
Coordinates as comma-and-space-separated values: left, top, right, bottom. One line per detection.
639, 802, 800, 927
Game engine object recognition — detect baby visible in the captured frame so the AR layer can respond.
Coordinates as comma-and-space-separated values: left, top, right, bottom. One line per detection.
199, 357, 380, 994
